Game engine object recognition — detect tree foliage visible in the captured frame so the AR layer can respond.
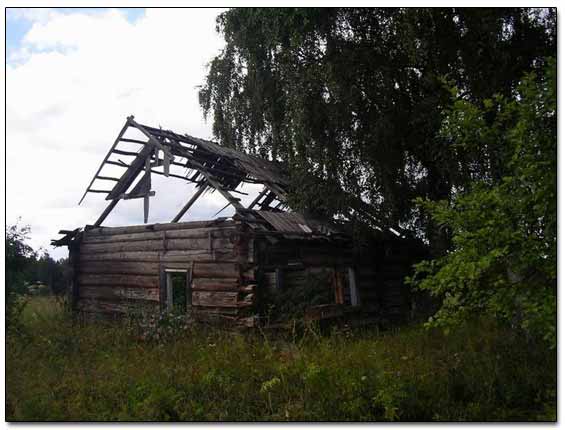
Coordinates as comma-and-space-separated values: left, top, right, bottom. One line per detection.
408, 59, 556, 347
6, 220, 36, 296
199, 8, 556, 248
6, 220, 71, 297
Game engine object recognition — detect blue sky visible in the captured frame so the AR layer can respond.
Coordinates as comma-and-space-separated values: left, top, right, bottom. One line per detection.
6, 8, 146, 64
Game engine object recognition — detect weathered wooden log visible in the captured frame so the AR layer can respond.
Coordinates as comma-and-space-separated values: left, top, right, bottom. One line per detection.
85, 220, 236, 236
82, 226, 238, 244
192, 278, 239, 292
80, 261, 160, 275
80, 237, 235, 254
192, 291, 238, 307
79, 250, 236, 263
239, 284, 256, 293
78, 273, 159, 288
193, 262, 239, 278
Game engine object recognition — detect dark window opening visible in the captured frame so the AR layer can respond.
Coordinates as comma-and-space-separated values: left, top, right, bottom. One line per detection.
166, 270, 189, 313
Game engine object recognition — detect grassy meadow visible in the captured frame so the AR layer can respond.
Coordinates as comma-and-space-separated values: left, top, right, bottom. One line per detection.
6, 296, 556, 422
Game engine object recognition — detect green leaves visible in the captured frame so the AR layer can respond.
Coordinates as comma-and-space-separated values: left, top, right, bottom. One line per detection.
409, 59, 556, 348
200, 8, 555, 240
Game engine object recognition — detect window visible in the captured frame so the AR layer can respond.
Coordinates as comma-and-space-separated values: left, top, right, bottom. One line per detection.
164, 269, 190, 313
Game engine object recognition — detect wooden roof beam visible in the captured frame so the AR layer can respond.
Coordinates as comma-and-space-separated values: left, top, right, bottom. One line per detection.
171, 182, 209, 223
247, 186, 269, 210
78, 118, 130, 205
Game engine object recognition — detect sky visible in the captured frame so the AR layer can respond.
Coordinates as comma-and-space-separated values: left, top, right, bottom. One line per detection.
6, 7, 265, 260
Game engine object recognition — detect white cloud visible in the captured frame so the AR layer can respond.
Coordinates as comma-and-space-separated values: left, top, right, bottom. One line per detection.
6, 8, 250, 259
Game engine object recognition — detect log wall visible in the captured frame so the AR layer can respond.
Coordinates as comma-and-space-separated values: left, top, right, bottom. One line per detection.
72, 219, 257, 323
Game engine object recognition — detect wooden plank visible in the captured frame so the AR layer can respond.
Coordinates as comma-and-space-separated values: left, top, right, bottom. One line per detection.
106, 142, 154, 201
120, 137, 147, 145
79, 286, 160, 302
78, 119, 130, 205
87, 189, 112, 194
80, 260, 160, 275
192, 291, 238, 307
82, 226, 237, 244
193, 262, 239, 278
79, 250, 236, 263
349, 267, 360, 306
171, 183, 208, 223
198, 170, 246, 212
78, 273, 159, 288
85, 219, 236, 236
93, 199, 120, 227
112, 148, 139, 157
247, 186, 268, 209
95, 176, 120, 182
80, 237, 235, 254
192, 278, 239, 292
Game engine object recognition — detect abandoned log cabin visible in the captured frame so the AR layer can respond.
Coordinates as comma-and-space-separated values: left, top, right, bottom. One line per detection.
53, 116, 426, 326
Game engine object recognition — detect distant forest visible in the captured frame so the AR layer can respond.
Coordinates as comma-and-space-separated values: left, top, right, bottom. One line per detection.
6, 221, 70, 298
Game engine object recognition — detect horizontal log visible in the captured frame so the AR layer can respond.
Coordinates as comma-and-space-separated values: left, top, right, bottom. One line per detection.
79, 273, 159, 288
192, 291, 238, 307
193, 262, 239, 278
80, 237, 235, 254
85, 220, 237, 236
82, 226, 238, 244
192, 278, 239, 292
79, 286, 160, 302
80, 261, 160, 275
239, 284, 256, 293
79, 250, 236, 263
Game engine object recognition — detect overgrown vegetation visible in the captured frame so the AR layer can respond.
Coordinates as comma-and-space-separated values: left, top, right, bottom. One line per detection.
6, 297, 556, 421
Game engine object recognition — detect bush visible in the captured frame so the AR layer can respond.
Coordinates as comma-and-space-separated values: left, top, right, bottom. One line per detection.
409, 59, 557, 348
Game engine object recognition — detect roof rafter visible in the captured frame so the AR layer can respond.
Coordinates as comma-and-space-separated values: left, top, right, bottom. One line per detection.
79, 116, 291, 226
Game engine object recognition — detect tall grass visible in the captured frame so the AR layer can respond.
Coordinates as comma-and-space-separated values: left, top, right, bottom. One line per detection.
6, 297, 556, 421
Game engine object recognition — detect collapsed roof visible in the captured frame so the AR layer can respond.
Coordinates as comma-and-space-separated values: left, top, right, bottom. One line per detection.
53, 116, 388, 246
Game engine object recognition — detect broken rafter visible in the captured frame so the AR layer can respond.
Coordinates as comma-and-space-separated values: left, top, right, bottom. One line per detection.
88, 189, 112, 194
119, 138, 147, 145
78, 119, 130, 205
247, 187, 269, 209
83, 116, 293, 228
93, 199, 120, 227
96, 176, 120, 182
213, 202, 232, 217
112, 149, 140, 157
171, 182, 209, 223
127, 117, 172, 177
196, 170, 245, 212
106, 143, 154, 200
106, 160, 131, 168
